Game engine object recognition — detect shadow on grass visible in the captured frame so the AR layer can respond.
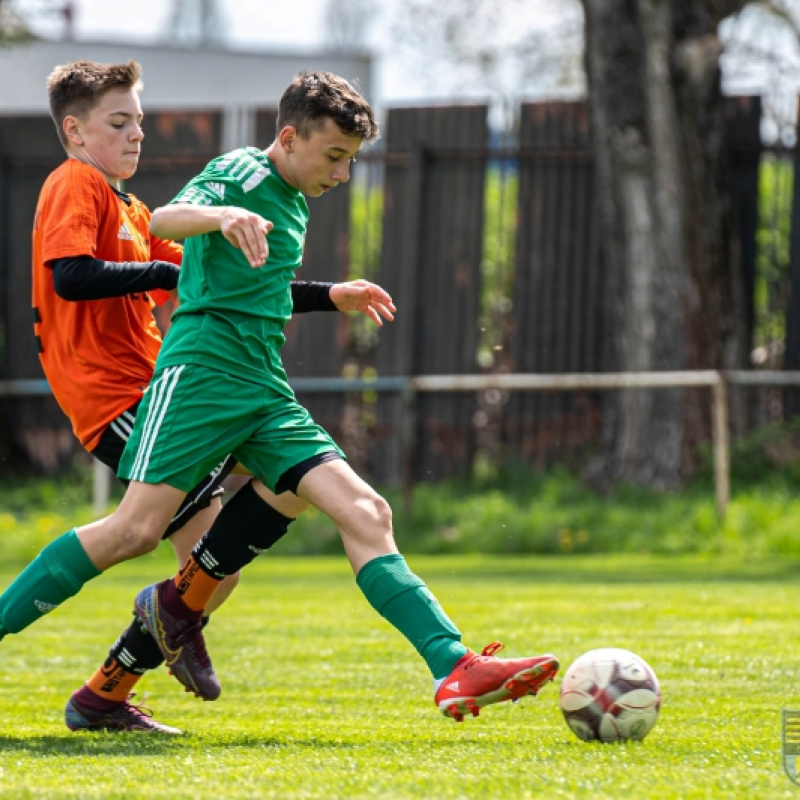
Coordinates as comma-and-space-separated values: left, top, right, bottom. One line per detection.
0, 732, 449, 754
0, 734, 190, 756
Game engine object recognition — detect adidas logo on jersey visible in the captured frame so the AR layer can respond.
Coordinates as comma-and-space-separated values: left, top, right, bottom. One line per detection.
204, 181, 226, 200
118, 222, 134, 241
445, 681, 459, 691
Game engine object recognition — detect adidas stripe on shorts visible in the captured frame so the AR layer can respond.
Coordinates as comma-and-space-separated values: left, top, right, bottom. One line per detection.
117, 363, 343, 495
92, 399, 235, 539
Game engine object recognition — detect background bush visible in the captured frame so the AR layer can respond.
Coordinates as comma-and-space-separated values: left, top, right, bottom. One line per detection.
3, 420, 800, 564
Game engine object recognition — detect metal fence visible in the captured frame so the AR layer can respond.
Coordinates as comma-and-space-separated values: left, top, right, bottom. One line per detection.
3, 368, 798, 518
0, 96, 793, 491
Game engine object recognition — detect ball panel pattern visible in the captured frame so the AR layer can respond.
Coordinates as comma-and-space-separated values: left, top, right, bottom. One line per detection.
559, 648, 661, 743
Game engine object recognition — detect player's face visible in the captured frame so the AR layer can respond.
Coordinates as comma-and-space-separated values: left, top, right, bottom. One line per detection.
65, 87, 144, 188
281, 117, 363, 197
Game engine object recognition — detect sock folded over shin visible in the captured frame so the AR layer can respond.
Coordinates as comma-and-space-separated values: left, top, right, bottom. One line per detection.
356, 553, 467, 679
0, 529, 100, 636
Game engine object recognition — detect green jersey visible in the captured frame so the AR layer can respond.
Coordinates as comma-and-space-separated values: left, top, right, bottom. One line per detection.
156, 147, 309, 388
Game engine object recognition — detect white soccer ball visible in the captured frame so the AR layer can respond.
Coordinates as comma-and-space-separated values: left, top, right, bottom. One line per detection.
559, 648, 661, 743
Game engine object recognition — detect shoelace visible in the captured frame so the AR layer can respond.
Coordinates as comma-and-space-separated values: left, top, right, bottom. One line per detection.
118, 693, 156, 721
463, 641, 505, 671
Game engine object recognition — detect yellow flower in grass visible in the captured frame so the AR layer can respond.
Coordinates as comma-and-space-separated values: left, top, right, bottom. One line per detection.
36, 515, 64, 536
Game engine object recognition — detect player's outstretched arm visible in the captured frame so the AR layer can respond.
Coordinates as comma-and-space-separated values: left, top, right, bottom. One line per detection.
150, 204, 273, 269
329, 280, 396, 326
50, 256, 179, 301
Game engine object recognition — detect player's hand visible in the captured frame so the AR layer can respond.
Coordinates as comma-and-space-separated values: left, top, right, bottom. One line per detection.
329, 280, 396, 326
219, 208, 274, 268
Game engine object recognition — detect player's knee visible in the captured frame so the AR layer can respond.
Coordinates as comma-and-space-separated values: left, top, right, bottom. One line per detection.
376, 494, 393, 529
359, 491, 393, 531
119, 522, 163, 558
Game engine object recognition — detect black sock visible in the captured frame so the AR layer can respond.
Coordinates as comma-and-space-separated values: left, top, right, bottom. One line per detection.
110, 612, 166, 673
192, 480, 294, 579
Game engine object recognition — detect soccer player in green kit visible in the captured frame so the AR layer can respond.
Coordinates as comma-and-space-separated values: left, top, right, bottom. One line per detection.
2, 71, 560, 723
3, 58, 395, 735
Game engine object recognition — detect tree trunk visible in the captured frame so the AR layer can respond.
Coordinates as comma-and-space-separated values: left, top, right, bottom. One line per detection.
582, 0, 750, 490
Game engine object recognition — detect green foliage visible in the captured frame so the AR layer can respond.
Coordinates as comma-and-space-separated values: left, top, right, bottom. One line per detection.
348, 173, 384, 357
0, 464, 116, 563
729, 417, 800, 485
8, 435, 800, 564
753, 154, 794, 364
0, 554, 797, 798
477, 166, 517, 369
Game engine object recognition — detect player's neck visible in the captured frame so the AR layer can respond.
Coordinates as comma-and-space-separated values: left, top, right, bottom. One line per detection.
264, 142, 292, 189
67, 152, 122, 190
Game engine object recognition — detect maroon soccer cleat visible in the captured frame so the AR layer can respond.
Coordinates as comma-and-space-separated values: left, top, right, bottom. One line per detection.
134, 581, 221, 701
65, 693, 182, 734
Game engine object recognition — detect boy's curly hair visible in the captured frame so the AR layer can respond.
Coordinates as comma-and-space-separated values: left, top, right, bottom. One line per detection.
277, 71, 379, 142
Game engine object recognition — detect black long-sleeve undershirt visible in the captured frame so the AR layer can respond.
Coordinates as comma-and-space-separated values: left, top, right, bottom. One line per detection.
49, 257, 338, 312
289, 280, 337, 313
51, 256, 179, 300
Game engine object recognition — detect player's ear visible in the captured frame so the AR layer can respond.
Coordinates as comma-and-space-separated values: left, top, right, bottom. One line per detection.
63, 115, 83, 147
277, 125, 297, 154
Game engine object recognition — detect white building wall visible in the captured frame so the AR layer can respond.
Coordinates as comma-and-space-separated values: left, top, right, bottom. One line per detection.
0, 40, 374, 150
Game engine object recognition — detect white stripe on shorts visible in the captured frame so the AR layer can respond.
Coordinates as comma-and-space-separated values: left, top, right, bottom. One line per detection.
129, 365, 185, 482
110, 409, 136, 441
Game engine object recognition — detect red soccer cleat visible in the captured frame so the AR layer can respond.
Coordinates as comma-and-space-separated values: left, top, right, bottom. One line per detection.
434, 642, 559, 722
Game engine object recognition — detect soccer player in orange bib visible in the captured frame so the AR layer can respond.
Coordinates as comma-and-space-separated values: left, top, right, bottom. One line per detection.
23, 59, 394, 734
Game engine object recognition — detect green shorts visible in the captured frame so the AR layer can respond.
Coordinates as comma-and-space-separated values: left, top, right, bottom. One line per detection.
118, 363, 344, 494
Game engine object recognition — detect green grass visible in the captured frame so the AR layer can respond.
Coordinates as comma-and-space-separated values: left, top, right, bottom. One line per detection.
0, 553, 798, 798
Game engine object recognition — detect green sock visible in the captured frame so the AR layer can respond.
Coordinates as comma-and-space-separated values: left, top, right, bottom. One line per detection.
0, 529, 100, 635
356, 553, 468, 679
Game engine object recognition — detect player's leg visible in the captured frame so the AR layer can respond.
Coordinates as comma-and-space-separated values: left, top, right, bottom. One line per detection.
53, 365, 223, 729
53, 479, 186, 734
0, 480, 182, 641
128, 397, 462, 702
65, 406, 234, 731
133, 478, 306, 699
66, 499, 229, 735
121, 365, 307, 699
66, 382, 307, 729
138, 459, 558, 717
168, 498, 239, 615
166, 477, 307, 615
137, 442, 558, 717
293, 459, 559, 721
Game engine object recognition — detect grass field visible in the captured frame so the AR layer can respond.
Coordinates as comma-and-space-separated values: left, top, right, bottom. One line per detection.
0, 552, 797, 799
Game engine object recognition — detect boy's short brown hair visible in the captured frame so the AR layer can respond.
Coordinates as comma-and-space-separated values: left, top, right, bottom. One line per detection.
47, 60, 143, 149
276, 71, 379, 142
